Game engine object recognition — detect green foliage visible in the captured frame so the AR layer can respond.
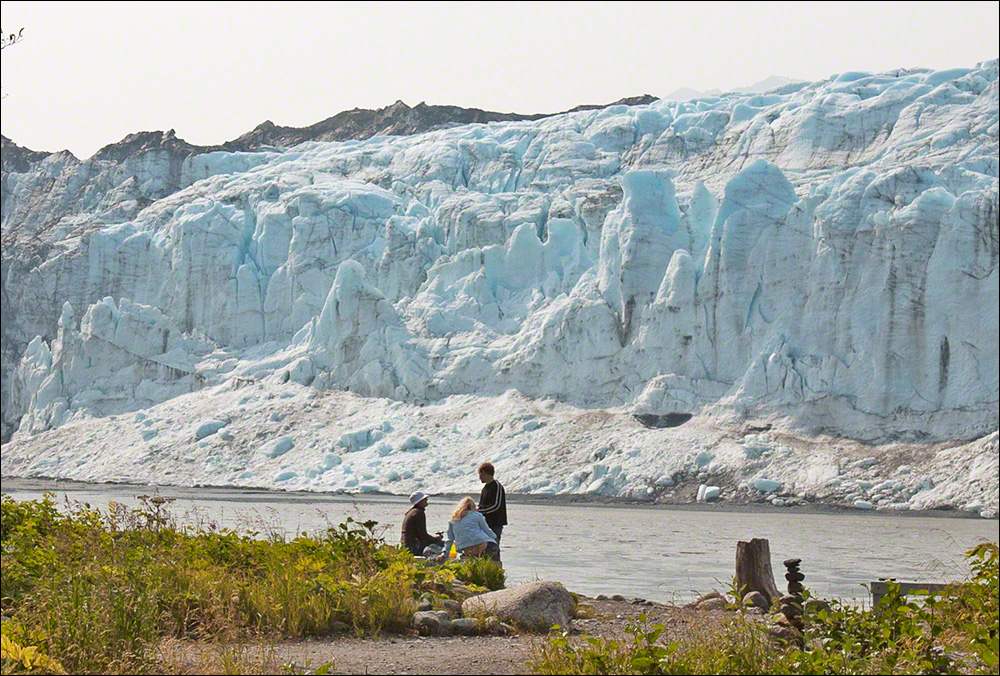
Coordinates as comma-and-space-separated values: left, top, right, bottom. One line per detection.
446, 556, 506, 591
1, 621, 66, 675
0, 495, 499, 674
531, 614, 778, 675
532, 542, 1000, 676
961, 543, 999, 670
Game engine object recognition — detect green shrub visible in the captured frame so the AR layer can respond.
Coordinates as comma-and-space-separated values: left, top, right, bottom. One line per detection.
447, 556, 506, 591
0, 496, 464, 674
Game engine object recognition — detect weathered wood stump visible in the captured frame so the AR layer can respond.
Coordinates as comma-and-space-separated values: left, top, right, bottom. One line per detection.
735, 538, 781, 607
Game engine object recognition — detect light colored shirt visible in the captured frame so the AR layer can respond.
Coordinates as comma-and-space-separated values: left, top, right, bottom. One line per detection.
442, 510, 497, 555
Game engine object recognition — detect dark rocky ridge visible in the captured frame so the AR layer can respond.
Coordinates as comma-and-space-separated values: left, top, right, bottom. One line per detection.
3, 95, 659, 167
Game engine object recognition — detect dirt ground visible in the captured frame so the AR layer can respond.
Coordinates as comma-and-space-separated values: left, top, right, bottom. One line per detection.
175, 596, 730, 675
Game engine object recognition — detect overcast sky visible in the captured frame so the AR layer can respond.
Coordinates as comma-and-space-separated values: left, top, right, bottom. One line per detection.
2, 1, 998, 159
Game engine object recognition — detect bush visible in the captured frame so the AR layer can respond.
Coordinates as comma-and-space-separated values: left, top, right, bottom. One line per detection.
447, 557, 506, 591
0, 496, 482, 674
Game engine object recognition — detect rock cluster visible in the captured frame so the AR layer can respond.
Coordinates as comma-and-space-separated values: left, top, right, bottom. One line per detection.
412, 581, 576, 637
771, 558, 806, 645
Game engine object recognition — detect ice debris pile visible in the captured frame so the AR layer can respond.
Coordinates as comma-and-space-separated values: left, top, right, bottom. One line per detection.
1, 62, 997, 516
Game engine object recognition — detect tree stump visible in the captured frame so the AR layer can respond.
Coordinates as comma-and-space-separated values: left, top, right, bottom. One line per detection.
735, 538, 781, 607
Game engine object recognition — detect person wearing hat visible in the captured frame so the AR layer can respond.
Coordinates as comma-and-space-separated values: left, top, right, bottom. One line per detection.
401, 491, 443, 557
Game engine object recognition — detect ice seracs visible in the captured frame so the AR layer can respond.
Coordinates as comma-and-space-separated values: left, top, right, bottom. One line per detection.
1, 62, 997, 516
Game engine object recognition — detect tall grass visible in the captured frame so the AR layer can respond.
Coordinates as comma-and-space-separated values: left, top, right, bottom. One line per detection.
0, 495, 494, 674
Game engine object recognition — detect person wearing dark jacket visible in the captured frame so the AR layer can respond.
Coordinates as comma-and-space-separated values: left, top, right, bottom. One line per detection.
401, 491, 443, 557
477, 462, 507, 543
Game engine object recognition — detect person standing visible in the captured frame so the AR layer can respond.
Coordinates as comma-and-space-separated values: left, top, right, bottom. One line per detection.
477, 462, 507, 544
401, 491, 443, 557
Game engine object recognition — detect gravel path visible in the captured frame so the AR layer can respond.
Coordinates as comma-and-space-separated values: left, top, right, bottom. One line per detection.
188, 597, 730, 675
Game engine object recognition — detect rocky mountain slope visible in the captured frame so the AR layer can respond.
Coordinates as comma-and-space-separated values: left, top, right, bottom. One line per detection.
1, 64, 997, 516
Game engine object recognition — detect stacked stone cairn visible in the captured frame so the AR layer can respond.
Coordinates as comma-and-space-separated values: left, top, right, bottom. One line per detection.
778, 558, 805, 644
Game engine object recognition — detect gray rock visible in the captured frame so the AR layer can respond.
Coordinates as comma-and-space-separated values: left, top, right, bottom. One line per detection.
442, 599, 463, 617
610, 594, 627, 602
451, 618, 479, 636
417, 599, 433, 612
695, 591, 723, 604
595, 594, 609, 601
697, 597, 729, 611
462, 581, 575, 632
770, 624, 800, 643
743, 591, 769, 611
412, 611, 453, 637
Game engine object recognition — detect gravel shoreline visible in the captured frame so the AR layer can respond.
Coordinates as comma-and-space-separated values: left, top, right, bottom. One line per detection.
2, 477, 992, 520
168, 596, 730, 675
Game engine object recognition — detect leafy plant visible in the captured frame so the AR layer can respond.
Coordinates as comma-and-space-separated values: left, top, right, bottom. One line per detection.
0, 496, 496, 674
531, 542, 1000, 676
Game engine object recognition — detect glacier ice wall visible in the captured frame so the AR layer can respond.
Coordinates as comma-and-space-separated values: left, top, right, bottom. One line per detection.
2, 62, 998, 455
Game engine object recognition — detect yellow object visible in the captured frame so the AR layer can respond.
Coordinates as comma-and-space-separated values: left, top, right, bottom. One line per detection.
449, 543, 458, 559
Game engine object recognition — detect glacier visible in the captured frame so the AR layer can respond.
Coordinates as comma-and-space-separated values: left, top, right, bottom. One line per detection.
1, 62, 997, 517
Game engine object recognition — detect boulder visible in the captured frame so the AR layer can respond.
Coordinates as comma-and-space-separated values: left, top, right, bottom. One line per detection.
697, 597, 729, 611
412, 611, 453, 637
442, 599, 463, 617
743, 591, 769, 611
195, 419, 227, 440
451, 618, 480, 636
462, 581, 575, 632
693, 591, 723, 605
770, 624, 800, 643
804, 598, 832, 616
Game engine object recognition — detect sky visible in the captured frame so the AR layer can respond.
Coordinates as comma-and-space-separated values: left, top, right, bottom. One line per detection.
1, 1, 998, 159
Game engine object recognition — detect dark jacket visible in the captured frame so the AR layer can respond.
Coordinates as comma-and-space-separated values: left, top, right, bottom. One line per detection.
478, 480, 507, 531
401, 506, 441, 554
